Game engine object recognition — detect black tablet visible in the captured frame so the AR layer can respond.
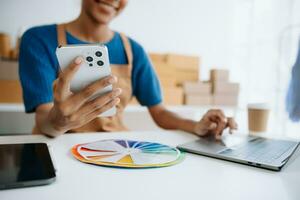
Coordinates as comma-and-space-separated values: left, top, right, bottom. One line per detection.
0, 143, 56, 190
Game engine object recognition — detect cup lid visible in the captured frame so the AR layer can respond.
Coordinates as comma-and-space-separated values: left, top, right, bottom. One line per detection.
247, 103, 270, 110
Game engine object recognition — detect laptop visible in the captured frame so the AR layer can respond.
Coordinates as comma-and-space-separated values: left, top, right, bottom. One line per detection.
177, 134, 300, 171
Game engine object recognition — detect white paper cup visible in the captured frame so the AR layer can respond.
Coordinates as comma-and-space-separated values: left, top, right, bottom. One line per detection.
247, 103, 270, 132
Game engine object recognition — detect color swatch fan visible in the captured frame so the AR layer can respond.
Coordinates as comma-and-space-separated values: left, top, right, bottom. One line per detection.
72, 139, 183, 168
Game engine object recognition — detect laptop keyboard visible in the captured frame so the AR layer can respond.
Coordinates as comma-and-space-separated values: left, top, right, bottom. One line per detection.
218, 137, 296, 164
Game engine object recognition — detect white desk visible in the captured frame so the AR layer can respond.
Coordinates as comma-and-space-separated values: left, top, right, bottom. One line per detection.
0, 130, 300, 200
0, 104, 239, 134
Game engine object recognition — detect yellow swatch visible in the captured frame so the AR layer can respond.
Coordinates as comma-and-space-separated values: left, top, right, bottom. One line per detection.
117, 155, 134, 164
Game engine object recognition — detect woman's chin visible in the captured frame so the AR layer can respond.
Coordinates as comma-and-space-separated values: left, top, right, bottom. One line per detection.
94, 15, 114, 25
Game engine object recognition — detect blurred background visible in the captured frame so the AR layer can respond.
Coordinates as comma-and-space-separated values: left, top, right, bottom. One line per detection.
0, 0, 299, 137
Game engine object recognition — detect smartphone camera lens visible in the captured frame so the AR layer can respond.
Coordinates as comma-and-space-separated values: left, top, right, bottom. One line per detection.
89, 63, 93, 67
86, 56, 93, 62
95, 51, 102, 57
97, 60, 104, 66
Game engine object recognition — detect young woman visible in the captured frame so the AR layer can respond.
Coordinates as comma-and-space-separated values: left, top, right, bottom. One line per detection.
19, 0, 237, 137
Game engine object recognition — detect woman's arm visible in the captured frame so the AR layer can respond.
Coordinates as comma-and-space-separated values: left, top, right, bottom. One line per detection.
148, 104, 197, 133
148, 104, 237, 139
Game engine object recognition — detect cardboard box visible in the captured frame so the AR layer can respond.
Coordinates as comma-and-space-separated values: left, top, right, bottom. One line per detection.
0, 60, 19, 80
174, 71, 199, 85
0, 80, 23, 103
212, 82, 239, 94
183, 82, 211, 95
210, 69, 229, 83
184, 94, 212, 105
0, 33, 11, 59
152, 62, 198, 85
149, 53, 167, 63
166, 54, 199, 72
152, 62, 177, 76
212, 94, 238, 106
0, 60, 22, 103
9, 49, 18, 60
159, 76, 177, 87
163, 87, 184, 105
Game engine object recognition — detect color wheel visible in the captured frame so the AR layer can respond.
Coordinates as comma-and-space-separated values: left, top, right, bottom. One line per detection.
72, 139, 184, 168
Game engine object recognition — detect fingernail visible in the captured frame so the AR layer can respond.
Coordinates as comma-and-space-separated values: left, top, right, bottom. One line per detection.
113, 88, 122, 97
224, 117, 228, 123
114, 98, 120, 104
108, 76, 116, 84
215, 135, 221, 140
75, 57, 83, 64
209, 123, 217, 129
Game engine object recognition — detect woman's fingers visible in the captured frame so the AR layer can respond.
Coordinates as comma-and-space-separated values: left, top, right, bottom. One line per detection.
69, 88, 122, 119
80, 98, 121, 125
227, 117, 238, 134
207, 110, 227, 139
70, 75, 117, 105
57, 98, 120, 131
207, 121, 218, 131
67, 75, 117, 111
201, 109, 238, 140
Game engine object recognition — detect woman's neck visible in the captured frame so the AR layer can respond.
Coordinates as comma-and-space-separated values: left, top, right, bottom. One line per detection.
66, 12, 114, 43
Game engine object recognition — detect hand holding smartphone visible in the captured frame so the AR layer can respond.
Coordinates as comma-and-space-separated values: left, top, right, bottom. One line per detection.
56, 44, 117, 117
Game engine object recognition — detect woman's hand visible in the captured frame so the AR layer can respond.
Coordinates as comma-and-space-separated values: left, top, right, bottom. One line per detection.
193, 109, 238, 140
44, 57, 122, 136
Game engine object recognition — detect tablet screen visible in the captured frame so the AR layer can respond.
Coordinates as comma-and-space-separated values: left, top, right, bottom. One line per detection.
0, 143, 56, 189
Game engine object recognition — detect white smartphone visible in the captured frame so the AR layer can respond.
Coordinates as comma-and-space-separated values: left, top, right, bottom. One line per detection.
56, 44, 116, 117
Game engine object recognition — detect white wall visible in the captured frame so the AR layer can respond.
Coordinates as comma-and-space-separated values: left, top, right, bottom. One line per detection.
0, 0, 235, 80
230, 0, 300, 134
0, 0, 299, 134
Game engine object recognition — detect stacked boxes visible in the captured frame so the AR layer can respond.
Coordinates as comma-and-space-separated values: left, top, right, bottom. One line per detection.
137, 52, 239, 106
0, 33, 11, 59
0, 32, 22, 103
0, 60, 23, 103
145, 53, 200, 105
210, 69, 239, 106
0, 33, 20, 60
149, 53, 200, 86
183, 82, 212, 105
165, 54, 199, 85
183, 69, 239, 106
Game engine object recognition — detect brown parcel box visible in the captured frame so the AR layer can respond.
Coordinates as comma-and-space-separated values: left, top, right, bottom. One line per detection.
149, 53, 200, 72
212, 82, 239, 94
183, 82, 211, 95
152, 62, 198, 85
165, 54, 199, 72
159, 76, 177, 87
213, 94, 238, 106
149, 53, 167, 63
210, 69, 229, 83
184, 94, 212, 105
0, 60, 23, 103
0, 80, 23, 103
163, 87, 184, 105
151, 61, 177, 76
0, 60, 19, 80
174, 71, 198, 85
0, 33, 11, 59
